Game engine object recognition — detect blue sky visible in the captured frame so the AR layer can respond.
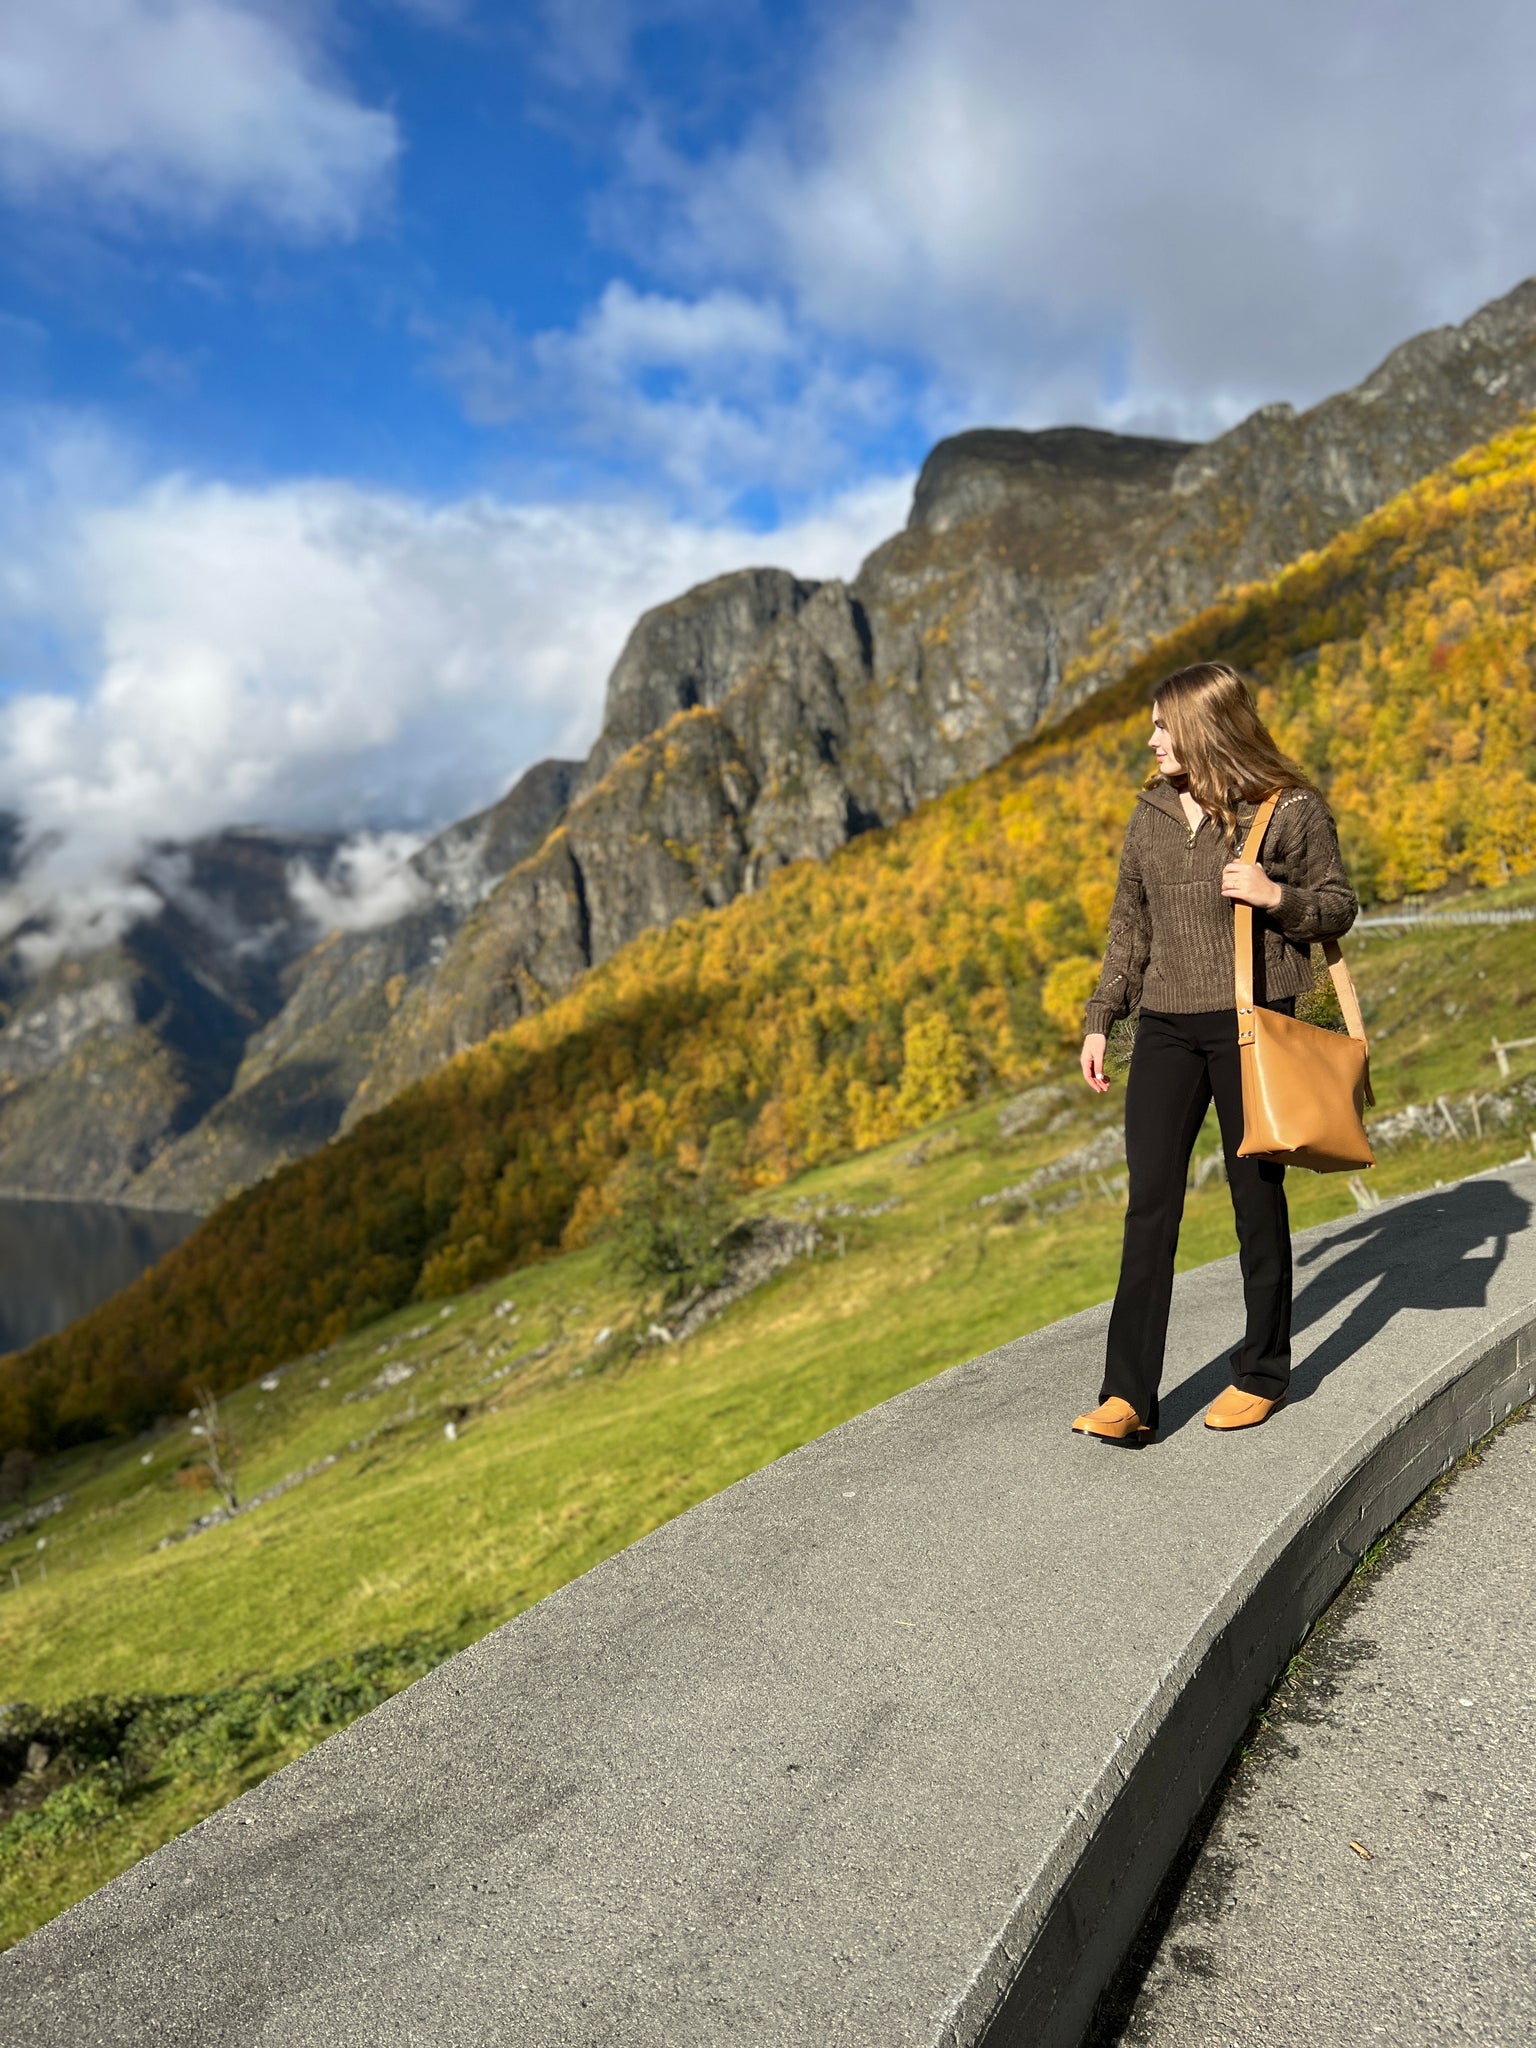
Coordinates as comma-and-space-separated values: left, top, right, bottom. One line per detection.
1, 1, 911, 513
1, 0, 1534, 935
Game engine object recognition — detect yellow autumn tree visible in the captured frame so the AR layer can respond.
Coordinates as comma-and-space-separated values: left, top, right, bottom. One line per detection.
1041, 955, 1105, 1040
896, 1011, 973, 1125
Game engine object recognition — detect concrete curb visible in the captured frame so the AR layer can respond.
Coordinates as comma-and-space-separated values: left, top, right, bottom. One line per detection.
6, 1165, 1536, 2048
950, 1293, 1536, 2047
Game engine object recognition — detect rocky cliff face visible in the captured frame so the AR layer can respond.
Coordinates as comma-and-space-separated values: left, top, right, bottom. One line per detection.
0, 767, 578, 1207
333, 278, 1536, 1126
1049, 277, 1536, 711
124, 759, 579, 1209
575, 568, 819, 798
7, 278, 1536, 1211
0, 831, 346, 1201
872, 279, 1536, 731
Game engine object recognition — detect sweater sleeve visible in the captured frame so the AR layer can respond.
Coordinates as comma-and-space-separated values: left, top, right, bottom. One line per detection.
1268, 792, 1358, 943
1084, 811, 1150, 1036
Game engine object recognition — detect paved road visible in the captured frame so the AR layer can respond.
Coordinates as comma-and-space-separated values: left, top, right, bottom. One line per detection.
1099, 1405, 1536, 2047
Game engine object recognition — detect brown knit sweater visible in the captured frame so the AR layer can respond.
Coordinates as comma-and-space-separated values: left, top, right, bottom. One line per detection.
1083, 780, 1358, 1035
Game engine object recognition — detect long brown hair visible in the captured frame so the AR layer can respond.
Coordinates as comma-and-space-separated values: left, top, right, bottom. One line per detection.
1150, 662, 1313, 846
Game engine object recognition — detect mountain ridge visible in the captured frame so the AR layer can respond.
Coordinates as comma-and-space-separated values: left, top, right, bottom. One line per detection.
4, 277, 1536, 1211
4, 404, 1533, 1452
321, 276, 1536, 1162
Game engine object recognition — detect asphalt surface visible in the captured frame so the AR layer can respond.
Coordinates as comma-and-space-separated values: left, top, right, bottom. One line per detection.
1100, 1404, 1536, 2047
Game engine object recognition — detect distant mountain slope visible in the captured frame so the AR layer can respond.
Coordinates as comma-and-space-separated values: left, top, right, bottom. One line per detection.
0, 830, 346, 1196
4, 278, 1535, 1212
126, 761, 578, 1207
0, 766, 578, 1206
270, 277, 1536, 1155
332, 430, 1204, 1127
6, 412, 1533, 1454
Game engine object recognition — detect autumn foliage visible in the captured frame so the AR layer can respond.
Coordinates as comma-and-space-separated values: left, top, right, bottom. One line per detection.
4, 421, 1535, 1453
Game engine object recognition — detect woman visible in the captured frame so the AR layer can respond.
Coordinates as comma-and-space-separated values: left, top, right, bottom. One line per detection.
1072, 662, 1357, 1446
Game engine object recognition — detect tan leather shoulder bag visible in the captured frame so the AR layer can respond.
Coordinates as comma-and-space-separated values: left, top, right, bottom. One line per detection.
1234, 792, 1376, 1174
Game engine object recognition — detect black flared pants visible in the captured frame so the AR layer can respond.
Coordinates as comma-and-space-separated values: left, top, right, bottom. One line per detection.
1100, 1004, 1294, 1430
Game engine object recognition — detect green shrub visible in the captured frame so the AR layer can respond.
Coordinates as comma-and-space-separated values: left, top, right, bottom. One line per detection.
604, 1157, 740, 1305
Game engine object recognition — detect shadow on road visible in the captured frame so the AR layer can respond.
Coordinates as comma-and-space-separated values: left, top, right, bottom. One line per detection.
1159, 1175, 1532, 1434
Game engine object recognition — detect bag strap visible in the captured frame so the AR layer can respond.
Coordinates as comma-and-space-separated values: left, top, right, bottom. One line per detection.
1232, 792, 1373, 1094
1319, 936, 1370, 1052
1233, 793, 1280, 1023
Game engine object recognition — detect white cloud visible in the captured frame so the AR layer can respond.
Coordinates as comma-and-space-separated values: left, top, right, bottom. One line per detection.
632, 0, 1536, 435
0, 421, 911, 944
3, 870, 163, 973
553, 280, 797, 374
287, 833, 431, 932
440, 282, 798, 426
449, 0, 1536, 506
0, 0, 397, 235
435, 281, 900, 508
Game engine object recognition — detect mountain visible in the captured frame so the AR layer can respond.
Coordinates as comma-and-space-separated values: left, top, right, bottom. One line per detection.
6, 406, 1534, 1453
4, 277, 1536, 1212
573, 566, 821, 799
0, 766, 577, 1207
0, 830, 346, 1200
325, 277, 1536, 1138
125, 761, 577, 1208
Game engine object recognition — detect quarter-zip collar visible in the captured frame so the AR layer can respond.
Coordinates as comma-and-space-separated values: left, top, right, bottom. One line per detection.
1136, 776, 1260, 847
1136, 776, 1188, 824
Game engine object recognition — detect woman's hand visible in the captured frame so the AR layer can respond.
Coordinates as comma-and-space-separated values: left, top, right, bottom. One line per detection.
1081, 1033, 1110, 1093
1221, 860, 1283, 911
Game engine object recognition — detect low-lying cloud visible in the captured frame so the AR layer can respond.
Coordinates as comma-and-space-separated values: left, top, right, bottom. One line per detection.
286, 834, 432, 935
0, 420, 911, 954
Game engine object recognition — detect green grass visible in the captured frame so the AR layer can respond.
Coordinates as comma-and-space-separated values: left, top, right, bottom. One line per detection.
1344, 874, 1536, 1107
1, 881, 1533, 1947
0, 1636, 458, 1951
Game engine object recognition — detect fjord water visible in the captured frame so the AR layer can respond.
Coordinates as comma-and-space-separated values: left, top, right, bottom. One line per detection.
0, 1199, 198, 1353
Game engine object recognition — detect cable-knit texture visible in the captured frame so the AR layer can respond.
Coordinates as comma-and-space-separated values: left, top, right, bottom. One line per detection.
1083, 782, 1357, 1036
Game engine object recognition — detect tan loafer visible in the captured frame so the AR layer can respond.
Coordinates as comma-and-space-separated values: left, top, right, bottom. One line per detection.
1072, 1396, 1155, 1446
1204, 1386, 1285, 1430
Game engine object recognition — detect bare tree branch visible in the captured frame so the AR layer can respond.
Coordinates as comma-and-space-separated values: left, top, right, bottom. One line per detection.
190, 1383, 239, 1512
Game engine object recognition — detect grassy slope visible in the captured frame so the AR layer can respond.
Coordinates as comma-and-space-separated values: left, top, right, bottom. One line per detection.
2, 888, 1534, 1945
6, 418, 1536, 1453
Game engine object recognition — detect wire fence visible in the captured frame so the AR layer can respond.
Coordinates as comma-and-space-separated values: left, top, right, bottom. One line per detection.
1355, 906, 1536, 930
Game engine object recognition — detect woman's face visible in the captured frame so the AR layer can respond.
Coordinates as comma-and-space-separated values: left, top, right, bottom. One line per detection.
1149, 706, 1184, 778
